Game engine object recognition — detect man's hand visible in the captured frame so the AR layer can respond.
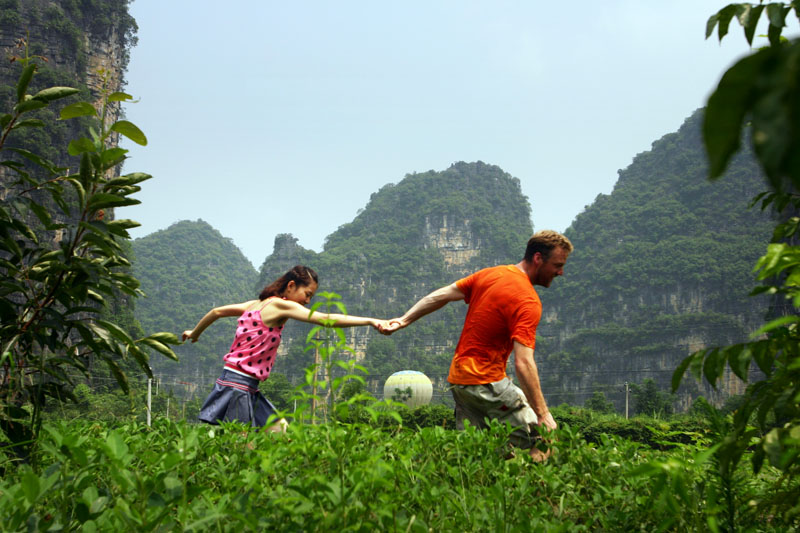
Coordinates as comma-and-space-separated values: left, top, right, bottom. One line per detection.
182, 330, 197, 343
537, 411, 557, 431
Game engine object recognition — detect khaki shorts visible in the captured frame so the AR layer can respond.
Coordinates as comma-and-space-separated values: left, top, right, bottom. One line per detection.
451, 377, 539, 449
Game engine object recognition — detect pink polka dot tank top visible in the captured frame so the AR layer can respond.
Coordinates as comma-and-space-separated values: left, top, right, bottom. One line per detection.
223, 307, 283, 381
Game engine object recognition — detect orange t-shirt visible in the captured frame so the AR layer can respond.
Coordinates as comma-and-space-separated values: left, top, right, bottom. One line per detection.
447, 265, 541, 385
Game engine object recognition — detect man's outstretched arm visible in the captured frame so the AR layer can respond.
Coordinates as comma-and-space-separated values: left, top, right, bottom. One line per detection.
380, 283, 464, 334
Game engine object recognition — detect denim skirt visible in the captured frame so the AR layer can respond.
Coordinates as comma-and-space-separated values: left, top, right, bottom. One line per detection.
198, 368, 277, 427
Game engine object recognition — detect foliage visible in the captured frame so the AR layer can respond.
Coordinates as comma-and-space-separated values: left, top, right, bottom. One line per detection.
0, 43, 178, 459
631, 378, 676, 418
0, 416, 792, 531
300, 291, 372, 423
551, 405, 710, 450
259, 372, 293, 412
584, 390, 616, 414
673, 1, 800, 522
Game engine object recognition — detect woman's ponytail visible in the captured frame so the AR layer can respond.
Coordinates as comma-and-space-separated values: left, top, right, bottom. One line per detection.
259, 265, 319, 300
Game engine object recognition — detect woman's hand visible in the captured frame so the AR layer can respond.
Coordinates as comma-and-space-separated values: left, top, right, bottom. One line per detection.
182, 330, 197, 343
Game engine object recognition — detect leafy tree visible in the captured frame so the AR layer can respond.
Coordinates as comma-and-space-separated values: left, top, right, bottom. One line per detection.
630, 379, 674, 417
260, 372, 293, 412
0, 41, 178, 458
673, 1, 800, 521
339, 378, 368, 401
584, 391, 616, 414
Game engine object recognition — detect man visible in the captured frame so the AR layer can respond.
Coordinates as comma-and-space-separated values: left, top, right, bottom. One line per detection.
382, 230, 572, 461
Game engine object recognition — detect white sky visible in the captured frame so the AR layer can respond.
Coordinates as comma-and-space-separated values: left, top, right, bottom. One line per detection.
118, 1, 793, 267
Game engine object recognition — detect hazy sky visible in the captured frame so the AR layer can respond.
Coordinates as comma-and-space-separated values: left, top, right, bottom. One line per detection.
118, 1, 790, 268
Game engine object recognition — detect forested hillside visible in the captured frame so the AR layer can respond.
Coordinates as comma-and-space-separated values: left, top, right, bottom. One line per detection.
132, 115, 773, 410
132, 220, 258, 380
256, 161, 533, 388
537, 109, 774, 410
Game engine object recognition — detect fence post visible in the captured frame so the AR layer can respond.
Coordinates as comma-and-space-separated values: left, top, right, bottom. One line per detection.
624, 382, 629, 419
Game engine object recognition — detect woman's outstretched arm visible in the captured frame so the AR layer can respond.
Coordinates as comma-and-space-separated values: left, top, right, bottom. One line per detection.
266, 298, 386, 330
182, 301, 257, 342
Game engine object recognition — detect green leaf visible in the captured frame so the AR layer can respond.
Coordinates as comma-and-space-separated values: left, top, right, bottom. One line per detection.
766, 3, 787, 29
87, 193, 139, 210
104, 431, 129, 461
739, 4, 765, 46
13, 98, 47, 114
28, 202, 53, 228
751, 341, 775, 375
672, 354, 695, 392
107, 92, 133, 102
32, 86, 79, 102
79, 152, 93, 185
10, 118, 45, 130
7, 148, 61, 174
704, 51, 768, 179
68, 137, 97, 156
97, 319, 135, 345
727, 345, 752, 381
768, 21, 783, 46
717, 5, 738, 42
16, 63, 36, 103
0, 114, 11, 129
702, 350, 726, 387
66, 178, 86, 209
21, 470, 41, 504
108, 172, 152, 186
60, 102, 97, 120
107, 219, 141, 230
110, 120, 147, 146
706, 13, 720, 39
86, 289, 105, 304
145, 332, 180, 344
139, 337, 179, 361
100, 147, 128, 168
751, 315, 800, 337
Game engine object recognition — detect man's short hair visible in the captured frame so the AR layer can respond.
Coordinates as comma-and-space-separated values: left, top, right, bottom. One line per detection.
524, 230, 573, 262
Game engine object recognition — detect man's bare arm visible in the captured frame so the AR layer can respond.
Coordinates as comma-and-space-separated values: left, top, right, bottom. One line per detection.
381, 283, 465, 334
513, 340, 556, 430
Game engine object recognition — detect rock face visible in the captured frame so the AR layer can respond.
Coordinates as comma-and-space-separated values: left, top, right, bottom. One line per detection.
423, 215, 481, 271
0, 0, 136, 224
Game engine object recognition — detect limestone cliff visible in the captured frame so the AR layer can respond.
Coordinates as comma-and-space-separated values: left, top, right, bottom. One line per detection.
0, 0, 136, 219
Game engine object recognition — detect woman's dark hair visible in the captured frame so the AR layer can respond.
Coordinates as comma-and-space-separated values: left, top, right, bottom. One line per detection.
259, 265, 319, 300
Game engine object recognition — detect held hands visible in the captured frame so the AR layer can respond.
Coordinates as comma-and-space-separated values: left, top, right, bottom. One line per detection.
377, 318, 404, 335
369, 319, 403, 335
